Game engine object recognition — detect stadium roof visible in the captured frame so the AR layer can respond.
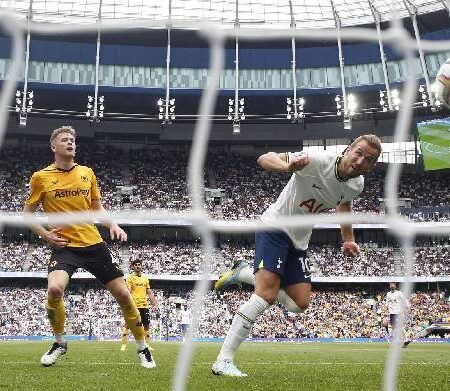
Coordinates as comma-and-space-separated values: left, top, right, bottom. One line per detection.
0, 0, 447, 30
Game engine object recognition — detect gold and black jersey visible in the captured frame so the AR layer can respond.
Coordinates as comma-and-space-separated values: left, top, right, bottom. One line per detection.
126, 274, 150, 309
25, 163, 103, 248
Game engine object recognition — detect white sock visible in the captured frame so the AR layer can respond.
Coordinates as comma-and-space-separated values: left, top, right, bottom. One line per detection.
277, 289, 304, 314
217, 294, 270, 362
237, 266, 255, 285
136, 340, 147, 351
55, 333, 65, 344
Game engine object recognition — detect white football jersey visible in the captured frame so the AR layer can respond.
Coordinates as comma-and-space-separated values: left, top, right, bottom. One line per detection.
386, 290, 407, 314
180, 309, 191, 325
261, 151, 364, 250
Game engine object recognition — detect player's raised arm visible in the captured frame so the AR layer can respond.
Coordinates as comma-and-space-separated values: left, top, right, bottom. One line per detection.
257, 151, 309, 172
336, 201, 360, 257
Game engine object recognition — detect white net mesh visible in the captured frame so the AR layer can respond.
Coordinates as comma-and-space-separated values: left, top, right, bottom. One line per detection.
0, 5, 449, 391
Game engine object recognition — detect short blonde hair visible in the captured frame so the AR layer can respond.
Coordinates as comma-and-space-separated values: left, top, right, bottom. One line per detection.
349, 134, 382, 156
50, 126, 76, 144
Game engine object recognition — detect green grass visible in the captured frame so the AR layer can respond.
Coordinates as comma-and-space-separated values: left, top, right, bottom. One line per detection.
417, 120, 450, 170
0, 341, 449, 390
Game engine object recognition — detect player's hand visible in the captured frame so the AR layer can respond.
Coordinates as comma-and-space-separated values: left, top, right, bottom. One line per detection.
287, 154, 309, 172
342, 241, 359, 257
43, 228, 69, 248
110, 224, 127, 241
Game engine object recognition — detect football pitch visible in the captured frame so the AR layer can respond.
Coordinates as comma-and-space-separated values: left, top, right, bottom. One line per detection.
417, 120, 450, 170
1, 341, 449, 390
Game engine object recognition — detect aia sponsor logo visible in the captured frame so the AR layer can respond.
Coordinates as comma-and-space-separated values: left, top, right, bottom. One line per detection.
299, 198, 330, 213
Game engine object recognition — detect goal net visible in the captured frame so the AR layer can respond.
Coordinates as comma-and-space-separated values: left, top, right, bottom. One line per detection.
0, 2, 449, 391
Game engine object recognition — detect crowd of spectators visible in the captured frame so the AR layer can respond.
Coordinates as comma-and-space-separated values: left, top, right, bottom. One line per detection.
0, 145, 447, 220
0, 239, 29, 272
1, 238, 448, 277
0, 284, 448, 339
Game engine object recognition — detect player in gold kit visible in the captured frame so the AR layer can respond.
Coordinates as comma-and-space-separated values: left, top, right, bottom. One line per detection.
120, 260, 158, 351
23, 126, 155, 368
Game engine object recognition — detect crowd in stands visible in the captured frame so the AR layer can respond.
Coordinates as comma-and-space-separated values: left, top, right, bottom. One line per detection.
0, 239, 29, 272
0, 284, 448, 339
1, 238, 449, 277
0, 145, 447, 221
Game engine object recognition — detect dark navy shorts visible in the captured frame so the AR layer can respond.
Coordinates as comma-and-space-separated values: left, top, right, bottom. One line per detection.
254, 230, 311, 287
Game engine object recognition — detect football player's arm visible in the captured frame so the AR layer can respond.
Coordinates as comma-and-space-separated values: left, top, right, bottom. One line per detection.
23, 198, 68, 248
125, 276, 132, 292
257, 151, 309, 173
91, 199, 127, 241
23, 173, 69, 247
336, 201, 359, 257
147, 288, 157, 308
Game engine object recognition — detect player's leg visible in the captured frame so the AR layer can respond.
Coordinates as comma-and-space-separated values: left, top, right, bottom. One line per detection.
215, 240, 310, 314
120, 324, 130, 351
105, 277, 155, 368
41, 268, 71, 366
139, 308, 154, 351
278, 248, 312, 313
213, 268, 276, 377
213, 230, 287, 377
283, 283, 311, 312
83, 243, 155, 368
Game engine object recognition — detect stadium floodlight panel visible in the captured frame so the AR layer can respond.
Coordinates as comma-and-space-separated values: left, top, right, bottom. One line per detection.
28, 91, 33, 99
169, 98, 175, 105
15, 90, 21, 97
157, 98, 163, 106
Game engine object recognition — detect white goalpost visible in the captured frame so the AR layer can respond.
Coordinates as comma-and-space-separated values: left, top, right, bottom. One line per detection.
0, 3, 449, 391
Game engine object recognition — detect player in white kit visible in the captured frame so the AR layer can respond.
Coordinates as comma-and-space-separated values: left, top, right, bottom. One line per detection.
212, 134, 382, 377
386, 282, 411, 347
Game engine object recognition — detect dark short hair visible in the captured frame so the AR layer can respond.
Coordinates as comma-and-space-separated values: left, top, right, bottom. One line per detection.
131, 260, 142, 266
